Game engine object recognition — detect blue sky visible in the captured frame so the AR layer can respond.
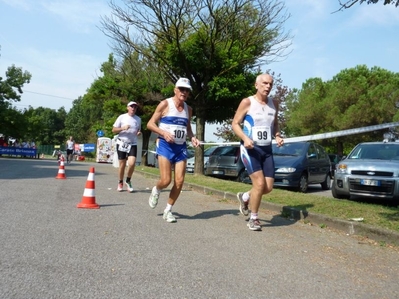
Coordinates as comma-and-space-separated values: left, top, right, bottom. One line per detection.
1, 0, 398, 140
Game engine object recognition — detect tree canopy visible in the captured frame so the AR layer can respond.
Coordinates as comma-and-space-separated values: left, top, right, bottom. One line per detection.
0, 57, 32, 139
0, 64, 31, 104
285, 65, 399, 154
101, 0, 291, 173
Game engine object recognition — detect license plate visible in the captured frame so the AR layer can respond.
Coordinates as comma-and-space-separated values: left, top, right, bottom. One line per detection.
187, 168, 193, 173
212, 170, 224, 175
360, 179, 380, 186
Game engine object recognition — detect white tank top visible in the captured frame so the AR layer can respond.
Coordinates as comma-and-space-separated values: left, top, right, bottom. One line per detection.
159, 98, 189, 145
66, 140, 74, 150
242, 96, 276, 146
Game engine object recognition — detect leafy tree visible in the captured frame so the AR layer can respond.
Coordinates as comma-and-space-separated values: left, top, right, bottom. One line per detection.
64, 98, 91, 144
0, 64, 32, 103
0, 59, 32, 138
0, 104, 26, 141
285, 65, 399, 155
64, 53, 166, 164
214, 121, 241, 143
23, 106, 67, 145
336, 0, 399, 11
101, 0, 291, 173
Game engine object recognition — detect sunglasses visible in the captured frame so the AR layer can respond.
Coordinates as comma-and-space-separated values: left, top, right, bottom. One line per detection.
129, 105, 138, 108
178, 87, 190, 93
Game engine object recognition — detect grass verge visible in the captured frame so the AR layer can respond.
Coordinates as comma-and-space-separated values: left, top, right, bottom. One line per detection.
137, 166, 399, 234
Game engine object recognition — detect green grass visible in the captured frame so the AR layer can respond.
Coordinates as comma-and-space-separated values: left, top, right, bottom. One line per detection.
137, 166, 399, 233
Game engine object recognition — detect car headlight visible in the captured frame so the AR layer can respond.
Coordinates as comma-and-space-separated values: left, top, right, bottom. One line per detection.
275, 167, 296, 173
335, 164, 348, 174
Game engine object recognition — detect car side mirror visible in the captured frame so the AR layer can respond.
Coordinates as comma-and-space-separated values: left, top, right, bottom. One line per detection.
308, 153, 317, 159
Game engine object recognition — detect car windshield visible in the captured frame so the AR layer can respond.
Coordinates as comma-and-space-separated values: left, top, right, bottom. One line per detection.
348, 143, 399, 160
211, 146, 238, 156
272, 142, 306, 156
204, 146, 218, 157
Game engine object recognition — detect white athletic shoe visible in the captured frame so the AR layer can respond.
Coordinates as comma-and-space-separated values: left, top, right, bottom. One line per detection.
125, 181, 134, 193
149, 186, 159, 209
163, 210, 177, 223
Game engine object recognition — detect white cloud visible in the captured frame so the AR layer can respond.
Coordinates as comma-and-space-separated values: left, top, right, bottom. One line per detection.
1, 0, 111, 33
0, 0, 31, 10
346, 4, 399, 27
40, 0, 110, 32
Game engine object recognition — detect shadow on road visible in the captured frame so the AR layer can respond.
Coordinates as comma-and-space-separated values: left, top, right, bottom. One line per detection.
171, 208, 297, 228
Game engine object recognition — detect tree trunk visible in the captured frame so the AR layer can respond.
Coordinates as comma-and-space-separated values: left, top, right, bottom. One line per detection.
141, 130, 152, 166
194, 116, 206, 175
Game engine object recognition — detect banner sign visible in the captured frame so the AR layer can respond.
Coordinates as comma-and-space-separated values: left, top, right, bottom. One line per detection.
81, 143, 95, 152
0, 146, 37, 156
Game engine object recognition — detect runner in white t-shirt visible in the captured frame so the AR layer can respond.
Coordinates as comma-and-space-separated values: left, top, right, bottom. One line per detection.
112, 101, 142, 193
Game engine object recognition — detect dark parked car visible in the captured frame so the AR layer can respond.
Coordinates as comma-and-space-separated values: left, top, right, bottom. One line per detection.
272, 141, 332, 193
332, 141, 399, 201
205, 145, 250, 183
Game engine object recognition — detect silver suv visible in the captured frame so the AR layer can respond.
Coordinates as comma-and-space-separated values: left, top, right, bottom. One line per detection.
332, 141, 399, 201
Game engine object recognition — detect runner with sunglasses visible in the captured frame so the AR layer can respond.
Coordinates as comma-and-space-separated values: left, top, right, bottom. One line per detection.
147, 78, 200, 223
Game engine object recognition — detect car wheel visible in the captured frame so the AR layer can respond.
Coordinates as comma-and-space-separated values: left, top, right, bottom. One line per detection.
321, 173, 331, 190
237, 169, 250, 183
297, 173, 308, 193
331, 180, 348, 199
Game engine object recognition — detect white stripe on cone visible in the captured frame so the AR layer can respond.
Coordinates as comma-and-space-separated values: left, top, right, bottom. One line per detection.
83, 189, 95, 197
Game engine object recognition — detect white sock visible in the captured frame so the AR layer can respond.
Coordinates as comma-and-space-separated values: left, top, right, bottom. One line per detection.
152, 186, 160, 194
250, 213, 258, 220
165, 203, 173, 212
242, 192, 250, 202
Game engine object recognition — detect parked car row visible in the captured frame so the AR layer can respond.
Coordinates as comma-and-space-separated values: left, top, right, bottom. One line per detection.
194, 141, 332, 193
186, 146, 218, 173
187, 138, 399, 203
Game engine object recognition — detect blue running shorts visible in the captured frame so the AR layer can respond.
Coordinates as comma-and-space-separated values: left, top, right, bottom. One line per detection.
156, 138, 188, 164
240, 144, 275, 178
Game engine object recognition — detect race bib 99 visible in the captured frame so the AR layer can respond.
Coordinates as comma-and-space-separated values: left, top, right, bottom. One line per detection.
252, 126, 271, 146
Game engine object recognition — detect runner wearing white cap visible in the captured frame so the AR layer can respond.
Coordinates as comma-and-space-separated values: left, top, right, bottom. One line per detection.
147, 78, 200, 223
112, 101, 142, 193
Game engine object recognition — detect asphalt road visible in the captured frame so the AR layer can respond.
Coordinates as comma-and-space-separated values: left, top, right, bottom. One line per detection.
1, 158, 398, 299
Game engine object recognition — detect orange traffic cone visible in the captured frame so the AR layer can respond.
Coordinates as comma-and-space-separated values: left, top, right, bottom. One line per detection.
55, 159, 67, 179
77, 167, 99, 209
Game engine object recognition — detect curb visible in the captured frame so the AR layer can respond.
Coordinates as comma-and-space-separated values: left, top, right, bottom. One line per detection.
137, 171, 399, 246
